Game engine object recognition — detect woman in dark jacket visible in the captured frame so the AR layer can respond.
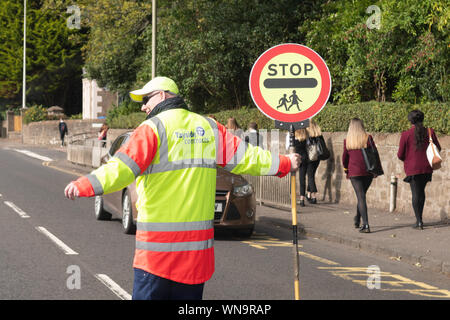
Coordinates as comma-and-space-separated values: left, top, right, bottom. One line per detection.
342, 118, 378, 233
305, 120, 325, 204
397, 110, 441, 230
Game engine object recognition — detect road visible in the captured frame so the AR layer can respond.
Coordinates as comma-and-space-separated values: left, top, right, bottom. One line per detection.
1, 144, 450, 301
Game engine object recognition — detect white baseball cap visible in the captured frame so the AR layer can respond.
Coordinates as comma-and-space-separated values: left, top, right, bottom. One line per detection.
129, 77, 179, 103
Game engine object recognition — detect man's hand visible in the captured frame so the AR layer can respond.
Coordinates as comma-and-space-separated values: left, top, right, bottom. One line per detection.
287, 153, 301, 172
64, 182, 80, 200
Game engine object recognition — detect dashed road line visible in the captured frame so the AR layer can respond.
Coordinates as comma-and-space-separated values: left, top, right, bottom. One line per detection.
35, 226, 79, 255
95, 274, 132, 300
12, 149, 54, 162
4, 201, 31, 218
298, 251, 340, 266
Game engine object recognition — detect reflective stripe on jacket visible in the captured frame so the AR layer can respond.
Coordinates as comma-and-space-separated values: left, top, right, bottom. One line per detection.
73, 108, 291, 284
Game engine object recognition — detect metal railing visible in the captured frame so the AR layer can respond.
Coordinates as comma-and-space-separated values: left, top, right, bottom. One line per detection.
244, 174, 291, 208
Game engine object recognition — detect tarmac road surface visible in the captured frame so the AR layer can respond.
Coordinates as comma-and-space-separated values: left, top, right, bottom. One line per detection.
1, 144, 449, 301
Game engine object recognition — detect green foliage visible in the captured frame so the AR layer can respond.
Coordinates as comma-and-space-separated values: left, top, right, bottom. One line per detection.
208, 102, 449, 135
302, 0, 449, 105
108, 112, 146, 129
106, 99, 144, 128
23, 105, 47, 124
81, 0, 151, 94
70, 113, 82, 119
152, 0, 320, 112
0, 0, 85, 114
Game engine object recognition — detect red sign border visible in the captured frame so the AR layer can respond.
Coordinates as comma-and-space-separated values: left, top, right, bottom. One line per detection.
249, 43, 331, 122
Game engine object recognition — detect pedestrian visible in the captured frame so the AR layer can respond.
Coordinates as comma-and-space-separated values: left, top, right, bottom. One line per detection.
98, 123, 109, 147
243, 122, 264, 149
58, 118, 68, 146
397, 110, 441, 230
285, 127, 308, 206
342, 118, 378, 233
64, 76, 300, 300
304, 120, 324, 204
226, 117, 243, 138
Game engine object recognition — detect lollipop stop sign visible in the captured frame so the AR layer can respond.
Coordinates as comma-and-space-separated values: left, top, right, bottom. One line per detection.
249, 43, 331, 129
249, 44, 332, 300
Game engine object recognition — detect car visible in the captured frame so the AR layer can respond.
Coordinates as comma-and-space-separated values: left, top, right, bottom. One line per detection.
94, 132, 256, 237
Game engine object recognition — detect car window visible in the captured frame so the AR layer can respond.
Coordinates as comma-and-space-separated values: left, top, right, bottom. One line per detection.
108, 134, 130, 156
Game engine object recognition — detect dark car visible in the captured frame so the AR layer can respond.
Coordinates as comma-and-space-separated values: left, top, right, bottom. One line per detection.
94, 132, 256, 236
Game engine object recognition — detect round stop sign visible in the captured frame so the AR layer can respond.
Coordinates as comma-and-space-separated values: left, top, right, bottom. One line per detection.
249, 44, 331, 123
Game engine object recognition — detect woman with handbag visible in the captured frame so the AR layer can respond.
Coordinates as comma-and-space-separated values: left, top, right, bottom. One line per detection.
397, 110, 441, 230
342, 118, 378, 233
305, 120, 326, 204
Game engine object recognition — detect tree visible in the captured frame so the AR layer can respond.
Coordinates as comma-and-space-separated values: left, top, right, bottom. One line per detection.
0, 0, 85, 114
80, 0, 151, 94
82, 0, 323, 112
302, 0, 449, 104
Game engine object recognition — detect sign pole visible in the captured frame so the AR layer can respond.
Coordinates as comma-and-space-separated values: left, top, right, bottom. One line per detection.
289, 124, 300, 300
249, 43, 331, 301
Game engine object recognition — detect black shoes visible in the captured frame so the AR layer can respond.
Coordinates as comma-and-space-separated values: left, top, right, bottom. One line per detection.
298, 200, 305, 207
306, 195, 317, 204
359, 225, 371, 233
413, 221, 424, 230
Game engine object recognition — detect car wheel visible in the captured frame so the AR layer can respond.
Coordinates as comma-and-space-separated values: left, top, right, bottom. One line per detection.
122, 190, 136, 234
94, 196, 111, 220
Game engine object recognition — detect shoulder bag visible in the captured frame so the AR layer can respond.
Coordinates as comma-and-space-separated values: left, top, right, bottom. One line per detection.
426, 128, 442, 170
361, 136, 384, 176
317, 136, 330, 160
306, 137, 319, 161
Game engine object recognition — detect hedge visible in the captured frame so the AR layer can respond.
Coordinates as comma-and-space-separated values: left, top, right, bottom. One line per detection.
212, 101, 449, 135
107, 101, 449, 135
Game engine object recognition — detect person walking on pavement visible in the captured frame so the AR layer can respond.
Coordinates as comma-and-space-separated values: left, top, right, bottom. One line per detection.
342, 118, 378, 233
286, 128, 309, 206
225, 117, 243, 138
397, 110, 441, 230
98, 123, 109, 147
304, 120, 324, 204
58, 118, 68, 146
64, 76, 300, 300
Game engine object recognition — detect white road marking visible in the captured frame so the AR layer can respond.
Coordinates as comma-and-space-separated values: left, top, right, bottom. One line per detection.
95, 274, 132, 300
35, 226, 78, 255
12, 149, 53, 162
4, 201, 31, 218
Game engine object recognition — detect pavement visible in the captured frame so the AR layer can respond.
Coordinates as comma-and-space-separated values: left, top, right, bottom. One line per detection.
2, 137, 450, 278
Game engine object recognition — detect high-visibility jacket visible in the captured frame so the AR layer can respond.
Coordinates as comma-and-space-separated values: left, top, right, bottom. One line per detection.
73, 105, 291, 284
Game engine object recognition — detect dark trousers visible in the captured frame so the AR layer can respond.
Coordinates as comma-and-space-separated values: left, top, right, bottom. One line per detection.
299, 160, 320, 196
132, 268, 205, 300
409, 174, 430, 223
350, 176, 373, 226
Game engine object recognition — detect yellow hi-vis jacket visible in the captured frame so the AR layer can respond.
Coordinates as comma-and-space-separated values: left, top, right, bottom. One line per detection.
73, 107, 291, 284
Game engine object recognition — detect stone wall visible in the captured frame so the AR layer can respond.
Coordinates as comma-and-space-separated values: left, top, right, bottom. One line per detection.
76, 128, 450, 220
300, 132, 449, 220
22, 119, 104, 146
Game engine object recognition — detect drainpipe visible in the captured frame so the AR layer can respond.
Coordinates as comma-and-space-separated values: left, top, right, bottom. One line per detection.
389, 174, 398, 213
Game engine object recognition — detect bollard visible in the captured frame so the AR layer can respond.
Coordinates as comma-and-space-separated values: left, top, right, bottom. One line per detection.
389, 174, 398, 212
